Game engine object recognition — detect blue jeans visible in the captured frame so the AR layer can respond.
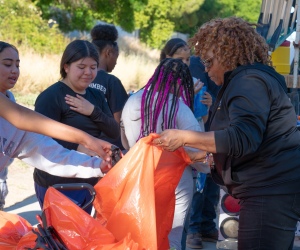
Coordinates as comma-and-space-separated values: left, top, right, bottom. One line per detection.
188, 175, 220, 234
34, 182, 93, 214
238, 193, 300, 250
181, 175, 220, 249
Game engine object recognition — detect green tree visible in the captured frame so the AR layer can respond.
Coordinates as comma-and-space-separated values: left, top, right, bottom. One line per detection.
93, 0, 146, 32
135, 0, 208, 48
32, 0, 261, 48
174, 0, 261, 35
32, 0, 205, 48
232, 0, 261, 22
134, 0, 174, 48
32, 0, 97, 32
33, 0, 145, 32
215, 0, 261, 22
0, 0, 67, 54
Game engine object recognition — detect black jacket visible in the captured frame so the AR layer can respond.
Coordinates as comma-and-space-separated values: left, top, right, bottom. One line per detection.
209, 63, 300, 199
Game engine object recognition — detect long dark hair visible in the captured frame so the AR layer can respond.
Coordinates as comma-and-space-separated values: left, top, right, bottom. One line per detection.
60, 40, 99, 79
0, 41, 18, 54
138, 58, 194, 140
160, 38, 188, 61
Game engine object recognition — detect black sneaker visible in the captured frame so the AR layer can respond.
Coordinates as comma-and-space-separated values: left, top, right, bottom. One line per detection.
186, 233, 203, 249
201, 229, 219, 243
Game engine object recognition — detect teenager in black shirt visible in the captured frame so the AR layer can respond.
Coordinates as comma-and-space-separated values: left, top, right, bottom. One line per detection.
34, 40, 119, 214
89, 24, 128, 150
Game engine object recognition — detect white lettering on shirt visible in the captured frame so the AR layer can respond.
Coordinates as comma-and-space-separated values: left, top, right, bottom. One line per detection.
89, 83, 106, 95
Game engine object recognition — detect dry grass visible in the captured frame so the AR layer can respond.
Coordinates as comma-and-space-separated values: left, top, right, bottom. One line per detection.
116, 31, 161, 91
13, 36, 159, 106
114, 52, 158, 91
15, 48, 61, 94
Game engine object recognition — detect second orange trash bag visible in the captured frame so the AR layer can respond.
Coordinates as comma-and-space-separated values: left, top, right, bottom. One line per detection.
94, 134, 192, 250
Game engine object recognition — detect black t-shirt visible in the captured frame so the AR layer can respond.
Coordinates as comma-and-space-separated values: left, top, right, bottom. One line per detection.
90, 70, 128, 114
90, 70, 129, 149
34, 81, 119, 187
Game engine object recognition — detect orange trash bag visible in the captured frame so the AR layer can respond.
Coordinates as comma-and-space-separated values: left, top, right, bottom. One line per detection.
0, 211, 33, 249
0, 188, 139, 250
94, 134, 191, 250
16, 229, 39, 250
40, 187, 139, 250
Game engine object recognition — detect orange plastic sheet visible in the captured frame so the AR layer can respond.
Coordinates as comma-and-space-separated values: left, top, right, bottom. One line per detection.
94, 134, 191, 250
0, 188, 139, 250
0, 134, 190, 250
17, 230, 38, 249
0, 211, 33, 249
41, 187, 139, 250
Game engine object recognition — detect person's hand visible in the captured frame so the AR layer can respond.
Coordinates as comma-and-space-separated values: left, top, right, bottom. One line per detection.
99, 160, 112, 174
65, 94, 94, 116
152, 129, 184, 151
79, 138, 114, 174
85, 138, 112, 163
99, 145, 123, 174
185, 149, 206, 163
77, 144, 98, 157
194, 80, 204, 94
201, 91, 212, 108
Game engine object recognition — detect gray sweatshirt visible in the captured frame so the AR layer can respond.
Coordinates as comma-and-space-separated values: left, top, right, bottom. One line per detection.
0, 90, 15, 181
0, 116, 104, 179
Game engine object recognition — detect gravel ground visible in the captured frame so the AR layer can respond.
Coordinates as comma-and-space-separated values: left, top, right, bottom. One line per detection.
5, 158, 35, 209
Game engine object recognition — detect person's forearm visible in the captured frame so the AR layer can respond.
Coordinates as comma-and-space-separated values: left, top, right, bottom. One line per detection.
1, 95, 95, 150
90, 106, 120, 139
1, 95, 111, 161
11, 105, 88, 144
21, 111, 96, 152
19, 132, 104, 178
182, 130, 217, 153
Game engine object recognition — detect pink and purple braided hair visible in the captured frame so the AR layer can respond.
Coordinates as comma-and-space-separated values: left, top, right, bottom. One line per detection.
138, 58, 194, 140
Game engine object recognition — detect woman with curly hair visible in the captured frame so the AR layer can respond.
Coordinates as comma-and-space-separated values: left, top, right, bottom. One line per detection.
153, 17, 300, 249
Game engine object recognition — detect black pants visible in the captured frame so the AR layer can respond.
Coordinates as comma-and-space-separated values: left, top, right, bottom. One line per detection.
238, 193, 300, 250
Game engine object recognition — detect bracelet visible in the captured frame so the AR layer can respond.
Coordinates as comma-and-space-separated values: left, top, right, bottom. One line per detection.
203, 152, 215, 169
202, 152, 210, 164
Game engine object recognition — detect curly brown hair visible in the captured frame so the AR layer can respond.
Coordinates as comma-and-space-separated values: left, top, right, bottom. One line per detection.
189, 17, 272, 71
